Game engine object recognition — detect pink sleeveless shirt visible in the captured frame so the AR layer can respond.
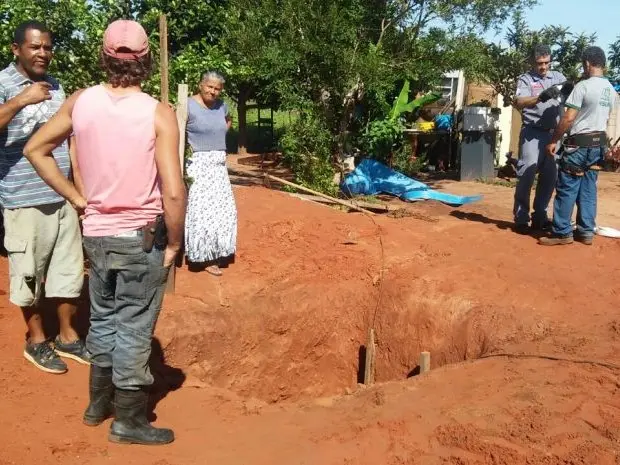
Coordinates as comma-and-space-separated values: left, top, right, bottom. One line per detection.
72, 85, 162, 237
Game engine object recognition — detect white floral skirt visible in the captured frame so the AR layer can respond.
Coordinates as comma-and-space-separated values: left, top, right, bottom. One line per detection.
185, 150, 237, 263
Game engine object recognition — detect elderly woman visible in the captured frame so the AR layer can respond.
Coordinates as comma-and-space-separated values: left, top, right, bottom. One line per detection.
185, 71, 237, 276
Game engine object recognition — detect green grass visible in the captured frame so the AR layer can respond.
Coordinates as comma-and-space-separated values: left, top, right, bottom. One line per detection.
474, 177, 518, 188
474, 176, 542, 189
354, 195, 382, 204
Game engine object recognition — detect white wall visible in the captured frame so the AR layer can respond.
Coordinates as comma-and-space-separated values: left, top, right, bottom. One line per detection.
496, 94, 513, 166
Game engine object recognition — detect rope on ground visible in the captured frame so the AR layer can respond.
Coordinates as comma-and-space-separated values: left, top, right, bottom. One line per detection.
367, 214, 385, 329
339, 181, 386, 330
478, 352, 620, 371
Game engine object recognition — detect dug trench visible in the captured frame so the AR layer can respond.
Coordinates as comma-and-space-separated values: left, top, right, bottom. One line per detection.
4, 184, 620, 464
156, 272, 503, 403
150, 186, 608, 405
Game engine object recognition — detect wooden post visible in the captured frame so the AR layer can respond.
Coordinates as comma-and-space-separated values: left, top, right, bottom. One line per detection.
364, 328, 376, 385
419, 351, 431, 374
176, 84, 189, 167
237, 85, 249, 155
159, 15, 169, 104
165, 84, 189, 295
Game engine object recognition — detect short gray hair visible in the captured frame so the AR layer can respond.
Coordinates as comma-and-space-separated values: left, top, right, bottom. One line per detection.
533, 44, 552, 60
200, 71, 225, 85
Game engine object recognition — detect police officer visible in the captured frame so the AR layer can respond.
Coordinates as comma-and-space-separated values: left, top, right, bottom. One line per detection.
540, 46, 616, 246
513, 44, 566, 234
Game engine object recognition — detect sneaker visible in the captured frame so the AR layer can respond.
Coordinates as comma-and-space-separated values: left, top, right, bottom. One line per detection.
574, 235, 593, 245
538, 235, 574, 246
54, 337, 92, 365
24, 341, 68, 374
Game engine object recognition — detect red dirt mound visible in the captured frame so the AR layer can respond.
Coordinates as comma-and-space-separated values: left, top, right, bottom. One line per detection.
1, 183, 620, 465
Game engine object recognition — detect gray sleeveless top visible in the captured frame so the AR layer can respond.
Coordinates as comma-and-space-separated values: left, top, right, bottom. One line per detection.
186, 98, 229, 152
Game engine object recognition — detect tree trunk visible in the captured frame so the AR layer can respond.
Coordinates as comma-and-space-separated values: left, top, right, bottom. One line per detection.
337, 79, 364, 159
237, 85, 250, 155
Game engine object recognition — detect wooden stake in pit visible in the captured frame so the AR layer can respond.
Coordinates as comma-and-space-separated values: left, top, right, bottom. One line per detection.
419, 351, 431, 374
364, 328, 376, 385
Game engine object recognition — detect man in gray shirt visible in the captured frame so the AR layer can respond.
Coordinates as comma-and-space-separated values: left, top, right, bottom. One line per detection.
513, 45, 566, 234
540, 46, 616, 246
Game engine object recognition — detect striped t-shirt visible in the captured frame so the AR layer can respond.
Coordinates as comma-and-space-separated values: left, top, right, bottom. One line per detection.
0, 63, 70, 209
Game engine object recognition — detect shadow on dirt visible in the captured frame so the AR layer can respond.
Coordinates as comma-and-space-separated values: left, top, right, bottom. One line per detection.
450, 211, 550, 239
449, 211, 514, 230
38, 275, 186, 422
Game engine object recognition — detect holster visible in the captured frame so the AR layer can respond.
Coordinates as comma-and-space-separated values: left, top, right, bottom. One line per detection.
558, 158, 585, 177
141, 215, 167, 252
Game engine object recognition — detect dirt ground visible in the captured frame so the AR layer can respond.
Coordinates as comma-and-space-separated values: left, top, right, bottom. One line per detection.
2, 161, 620, 465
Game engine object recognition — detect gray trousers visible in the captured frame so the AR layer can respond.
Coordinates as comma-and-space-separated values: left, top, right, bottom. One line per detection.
83, 234, 170, 390
513, 126, 557, 226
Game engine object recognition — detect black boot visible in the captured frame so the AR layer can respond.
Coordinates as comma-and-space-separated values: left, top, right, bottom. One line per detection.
108, 388, 174, 445
83, 365, 114, 426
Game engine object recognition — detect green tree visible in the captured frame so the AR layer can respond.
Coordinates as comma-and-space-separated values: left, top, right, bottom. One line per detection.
221, 0, 534, 189
482, 12, 596, 106
609, 37, 620, 78
0, 0, 123, 92
0, 0, 540, 192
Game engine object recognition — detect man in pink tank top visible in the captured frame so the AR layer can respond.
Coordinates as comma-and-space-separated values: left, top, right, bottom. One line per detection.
24, 20, 186, 446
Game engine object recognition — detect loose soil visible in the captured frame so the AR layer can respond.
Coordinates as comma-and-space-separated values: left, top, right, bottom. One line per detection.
2, 163, 620, 465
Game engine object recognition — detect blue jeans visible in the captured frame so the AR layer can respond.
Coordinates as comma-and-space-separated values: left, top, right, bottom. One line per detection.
552, 146, 602, 238
83, 234, 170, 390
513, 127, 558, 226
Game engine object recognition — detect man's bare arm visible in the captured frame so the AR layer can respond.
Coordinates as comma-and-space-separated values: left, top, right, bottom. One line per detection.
23, 90, 86, 209
0, 96, 28, 130
154, 102, 187, 256
514, 96, 539, 110
68, 135, 86, 196
550, 108, 578, 145
0, 82, 53, 131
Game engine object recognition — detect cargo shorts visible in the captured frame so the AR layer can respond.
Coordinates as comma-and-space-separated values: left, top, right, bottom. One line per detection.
3, 201, 84, 307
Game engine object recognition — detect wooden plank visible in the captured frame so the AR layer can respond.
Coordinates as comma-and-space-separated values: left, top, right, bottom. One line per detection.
159, 15, 169, 104
364, 328, 376, 385
264, 173, 376, 216
419, 351, 431, 374
226, 166, 383, 215
289, 193, 394, 212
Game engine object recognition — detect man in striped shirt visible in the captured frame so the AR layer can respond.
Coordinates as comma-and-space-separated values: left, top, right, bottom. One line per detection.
0, 21, 89, 373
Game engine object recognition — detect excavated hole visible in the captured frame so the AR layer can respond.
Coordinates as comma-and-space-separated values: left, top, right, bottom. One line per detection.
156, 282, 507, 404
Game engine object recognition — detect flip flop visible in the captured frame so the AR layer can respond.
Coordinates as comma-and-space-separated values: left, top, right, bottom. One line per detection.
206, 265, 223, 276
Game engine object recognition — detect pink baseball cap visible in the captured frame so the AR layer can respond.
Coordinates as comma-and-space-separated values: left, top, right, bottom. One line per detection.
102, 20, 149, 60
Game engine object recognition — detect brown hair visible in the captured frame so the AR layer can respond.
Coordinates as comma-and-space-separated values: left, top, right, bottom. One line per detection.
99, 50, 152, 88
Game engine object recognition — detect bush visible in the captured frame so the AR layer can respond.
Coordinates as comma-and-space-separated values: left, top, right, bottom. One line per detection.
360, 119, 428, 177
361, 118, 405, 164
280, 112, 337, 195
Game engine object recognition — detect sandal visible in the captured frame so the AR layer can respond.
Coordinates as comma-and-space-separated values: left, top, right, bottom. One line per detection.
206, 265, 222, 276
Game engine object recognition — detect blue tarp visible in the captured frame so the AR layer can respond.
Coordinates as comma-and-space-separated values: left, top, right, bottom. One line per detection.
340, 158, 482, 207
